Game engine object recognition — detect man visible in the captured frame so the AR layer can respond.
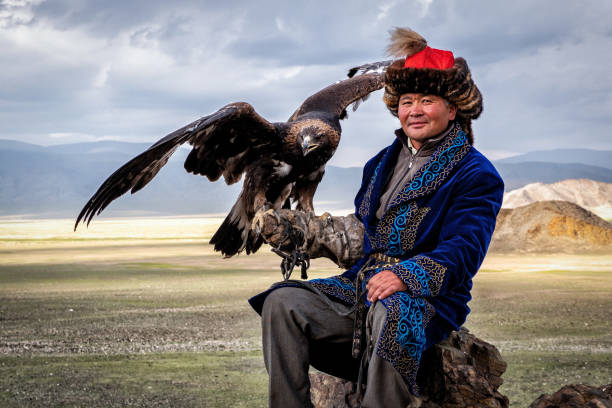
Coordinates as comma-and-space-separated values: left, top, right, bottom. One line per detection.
249, 28, 504, 407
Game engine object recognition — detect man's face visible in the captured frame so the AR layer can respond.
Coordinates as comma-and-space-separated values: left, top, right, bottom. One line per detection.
398, 93, 457, 149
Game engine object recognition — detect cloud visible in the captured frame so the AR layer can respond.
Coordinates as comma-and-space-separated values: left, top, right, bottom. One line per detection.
0, 0, 610, 166
377, 2, 398, 21
47, 132, 100, 143
0, 0, 45, 28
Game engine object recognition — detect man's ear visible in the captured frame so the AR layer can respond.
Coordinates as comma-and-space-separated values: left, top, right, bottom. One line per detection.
448, 104, 458, 121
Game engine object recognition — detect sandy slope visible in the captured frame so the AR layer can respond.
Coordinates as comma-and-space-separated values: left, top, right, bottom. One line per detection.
502, 179, 612, 219
491, 200, 612, 253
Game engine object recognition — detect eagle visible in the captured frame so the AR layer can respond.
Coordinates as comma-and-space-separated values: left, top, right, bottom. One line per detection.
74, 73, 384, 257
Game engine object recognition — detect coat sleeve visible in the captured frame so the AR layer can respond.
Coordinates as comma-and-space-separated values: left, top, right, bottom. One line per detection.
389, 163, 504, 297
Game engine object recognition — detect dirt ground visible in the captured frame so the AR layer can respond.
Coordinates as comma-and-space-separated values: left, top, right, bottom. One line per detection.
1, 218, 610, 407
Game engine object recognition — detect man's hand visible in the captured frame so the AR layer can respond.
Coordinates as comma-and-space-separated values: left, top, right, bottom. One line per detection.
366, 270, 408, 302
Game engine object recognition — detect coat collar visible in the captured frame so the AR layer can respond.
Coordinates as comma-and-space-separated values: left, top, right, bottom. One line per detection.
358, 122, 471, 225
394, 124, 452, 157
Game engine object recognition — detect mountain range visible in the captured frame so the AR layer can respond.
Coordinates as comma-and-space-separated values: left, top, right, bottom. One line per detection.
1, 140, 611, 218
497, 149, 612, 170
0, 139, 362, 218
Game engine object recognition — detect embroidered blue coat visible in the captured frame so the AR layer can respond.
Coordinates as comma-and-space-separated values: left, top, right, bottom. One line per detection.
250, 122, 504, 392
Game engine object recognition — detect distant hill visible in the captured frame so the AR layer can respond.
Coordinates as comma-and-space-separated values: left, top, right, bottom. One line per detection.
493, 162, 612, 191
490, 200, 612, 253
498, 149, 612, 170
1, 140, 611, 217
0, 139, 361, 218
503, 179, 612, 219
0, 139, 149, 156
0, 139, 47, 153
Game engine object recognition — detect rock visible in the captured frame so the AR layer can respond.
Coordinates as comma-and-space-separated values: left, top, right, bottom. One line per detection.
416, 328, 508, 408
309, 371, 360, 408
528, 384, 612, 408
309, 328, 509, 408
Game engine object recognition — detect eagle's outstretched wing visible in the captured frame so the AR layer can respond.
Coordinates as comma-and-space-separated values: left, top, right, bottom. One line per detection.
347, 60, 394, 78
74, 102, 277, 229
288, 73, 384, 121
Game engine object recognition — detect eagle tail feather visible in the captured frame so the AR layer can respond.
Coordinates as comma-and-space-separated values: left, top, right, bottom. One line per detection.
210, 199, 250, 256
210, 217, 246, 257
245, 232, 264, 255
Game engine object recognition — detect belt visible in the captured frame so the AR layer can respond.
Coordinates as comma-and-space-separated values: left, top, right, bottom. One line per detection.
351, 253, 401, 358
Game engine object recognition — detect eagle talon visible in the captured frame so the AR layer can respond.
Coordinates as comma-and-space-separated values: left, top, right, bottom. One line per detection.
251, 208, 281, 237
267, 208, 281, 224
251, 210, 264, 235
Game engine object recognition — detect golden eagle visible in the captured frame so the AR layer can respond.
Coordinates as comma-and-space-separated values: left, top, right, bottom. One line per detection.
74, 73, 383, 256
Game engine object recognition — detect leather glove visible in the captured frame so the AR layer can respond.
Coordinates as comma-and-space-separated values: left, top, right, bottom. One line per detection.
254, 209, 365, 269
255, 209, 308, 251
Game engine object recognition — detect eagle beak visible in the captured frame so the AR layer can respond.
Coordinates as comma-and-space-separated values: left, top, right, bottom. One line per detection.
301, 139, 310, 156
301, 140, 319, 156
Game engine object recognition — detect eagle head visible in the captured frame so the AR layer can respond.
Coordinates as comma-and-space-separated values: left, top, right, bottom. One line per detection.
297, 125, 323, 156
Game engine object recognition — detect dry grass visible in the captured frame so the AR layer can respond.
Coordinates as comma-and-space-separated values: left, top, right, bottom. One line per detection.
1, 217, 610, 407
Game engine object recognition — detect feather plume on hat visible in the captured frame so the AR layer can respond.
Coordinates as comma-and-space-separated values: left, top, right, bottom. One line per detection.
386, 27, 427, 58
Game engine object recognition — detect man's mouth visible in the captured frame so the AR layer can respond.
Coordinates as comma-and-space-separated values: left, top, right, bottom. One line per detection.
408, 121, 428, 127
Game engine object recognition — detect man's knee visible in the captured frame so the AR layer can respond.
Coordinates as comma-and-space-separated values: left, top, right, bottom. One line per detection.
262, 287, 307, 320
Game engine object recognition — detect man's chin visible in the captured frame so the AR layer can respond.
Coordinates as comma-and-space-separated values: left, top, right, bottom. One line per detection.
406, 134, 429, 146
404, 127, 430, 139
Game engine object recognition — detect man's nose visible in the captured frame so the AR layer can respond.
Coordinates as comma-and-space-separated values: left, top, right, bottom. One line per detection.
409, 106, 424, 116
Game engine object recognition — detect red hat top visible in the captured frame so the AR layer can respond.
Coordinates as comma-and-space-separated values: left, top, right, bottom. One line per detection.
403, 46, 454, 70
387, 27, 455, 70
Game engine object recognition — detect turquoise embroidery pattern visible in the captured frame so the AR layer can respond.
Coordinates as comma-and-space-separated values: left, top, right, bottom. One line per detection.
358, 161, 382, 220
392, 256, 447, 297
408, 132, 466, 192
375, 203, 430, 254
395, 292, 427, 359
390, 124, 470, 206
387, 203, 411, 256
377, 292, 436, 392
310, 276, 356, 305
393, 260, 431, 296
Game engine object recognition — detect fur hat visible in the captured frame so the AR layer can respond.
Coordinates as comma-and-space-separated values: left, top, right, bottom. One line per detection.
383, 28, 482, 144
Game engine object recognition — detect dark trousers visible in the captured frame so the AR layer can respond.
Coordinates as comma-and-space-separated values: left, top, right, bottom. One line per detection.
261, 287, 413, 407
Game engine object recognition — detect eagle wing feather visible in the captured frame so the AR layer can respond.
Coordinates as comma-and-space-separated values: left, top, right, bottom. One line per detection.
75, 102, 276, 229
289, 73, 384, 120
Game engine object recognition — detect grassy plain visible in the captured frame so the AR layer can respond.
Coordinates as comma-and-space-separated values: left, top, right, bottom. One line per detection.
1, 218, 611, 407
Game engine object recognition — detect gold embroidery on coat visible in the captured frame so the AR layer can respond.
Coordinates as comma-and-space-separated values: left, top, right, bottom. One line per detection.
374, 204, 431, 253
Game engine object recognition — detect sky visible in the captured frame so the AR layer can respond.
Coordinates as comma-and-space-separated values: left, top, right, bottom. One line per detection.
1, 0, 611, 166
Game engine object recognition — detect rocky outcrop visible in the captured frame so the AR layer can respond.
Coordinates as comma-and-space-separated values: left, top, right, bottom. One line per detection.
310, 373, 360, 408
528, 383, 612, 408
490, 200, 612, 253
503, 179, 612, 219
310, 328, 508, 408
